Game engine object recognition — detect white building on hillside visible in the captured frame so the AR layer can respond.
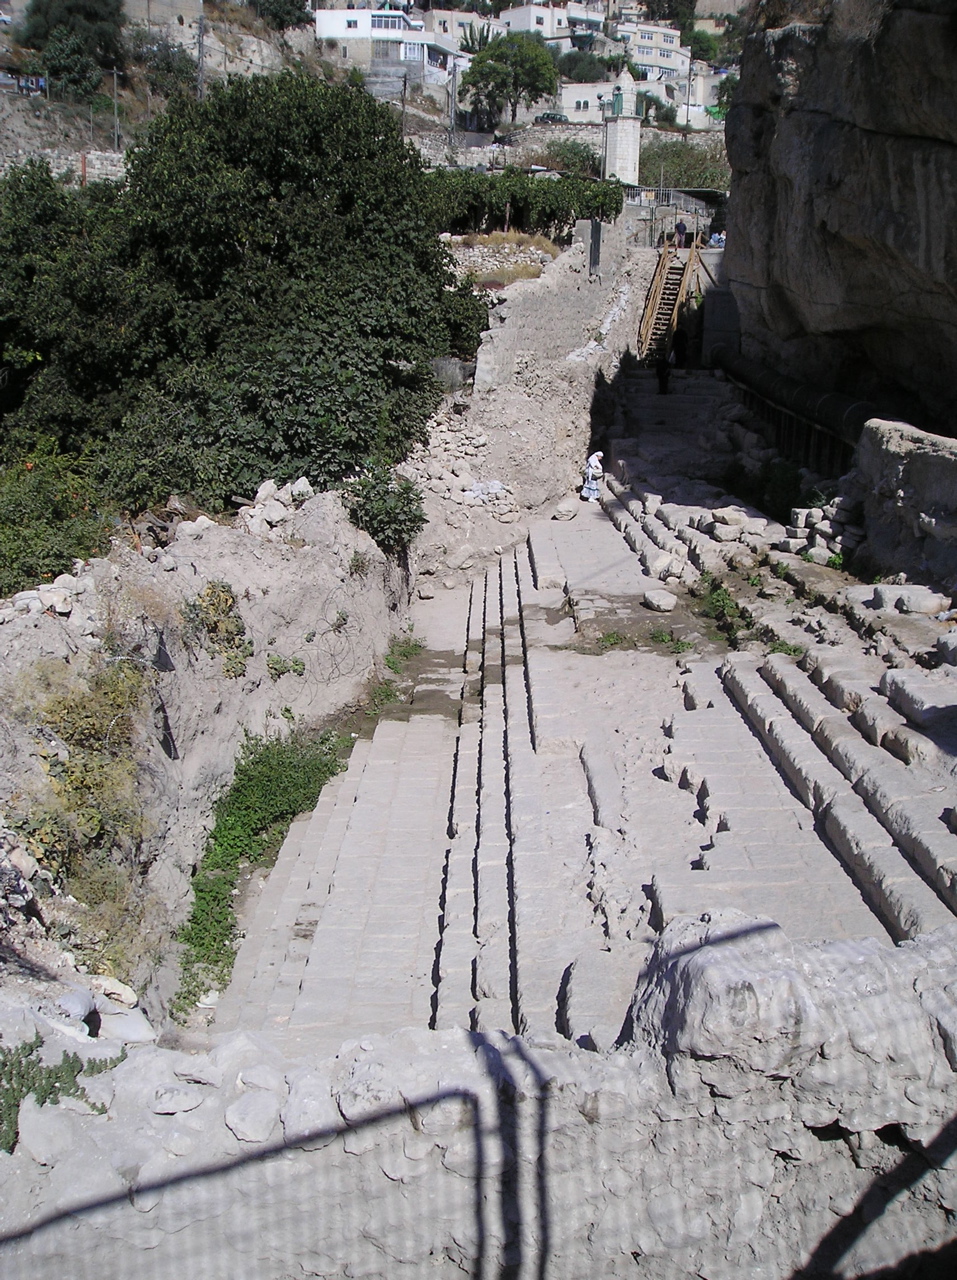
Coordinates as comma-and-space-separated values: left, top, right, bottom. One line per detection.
498, 3, 574, 52
613, 18, 691, 80
423, 9, 507, 45
314, 7, 462, 81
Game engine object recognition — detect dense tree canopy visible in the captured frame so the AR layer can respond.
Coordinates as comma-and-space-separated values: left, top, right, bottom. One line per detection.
18, 0, 125, 67
0, 74, 487, 587
459, 33, 558, 125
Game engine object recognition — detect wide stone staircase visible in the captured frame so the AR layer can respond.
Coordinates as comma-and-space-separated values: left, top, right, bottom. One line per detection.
214, 371, 957, 1062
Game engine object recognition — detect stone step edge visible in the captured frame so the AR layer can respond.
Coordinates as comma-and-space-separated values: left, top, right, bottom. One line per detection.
220, 735, 378, 1030
754, 653, 957, 914
721, 656, 954, 939
212, 751, 360, 1031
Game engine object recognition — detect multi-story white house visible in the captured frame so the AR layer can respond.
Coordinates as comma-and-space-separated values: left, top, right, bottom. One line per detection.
314, 7, 458, 77
422, 9, 507, 45
498, 2, 574, 53
613, 19, 691, 80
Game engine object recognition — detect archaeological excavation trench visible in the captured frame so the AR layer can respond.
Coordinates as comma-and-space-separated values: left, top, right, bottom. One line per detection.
3, 351, 957, 1279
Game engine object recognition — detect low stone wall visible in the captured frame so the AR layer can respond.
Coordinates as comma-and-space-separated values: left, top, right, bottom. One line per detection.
0, 148, 125, 183
2, 910, 956, 1277
856, 418, 957, 589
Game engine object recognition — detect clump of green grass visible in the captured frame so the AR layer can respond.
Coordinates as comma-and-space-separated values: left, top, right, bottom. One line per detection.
597, 631, 627, 651
651, 627, 694, 655
826, 553, 844, 571
767, 639, 804, 657
385, 630, 424, 674
771, 561, 790, 580
173, 727, 344, 1017
366, 680, 399, 716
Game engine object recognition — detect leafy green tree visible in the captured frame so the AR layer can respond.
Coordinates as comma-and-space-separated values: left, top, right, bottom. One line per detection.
459, 33, 558, 125
126, 27, 196, 98
251, 0, 311, 31
18, 0, 125, 68
557, 49, 607, 83
0, 75, 488, 584
537, 138, 600, 178
35, 25, 102, 100
715, 73, 739, 112
644, 0, 694, 27
681, 28, 718, 63
638, 135, 731, 190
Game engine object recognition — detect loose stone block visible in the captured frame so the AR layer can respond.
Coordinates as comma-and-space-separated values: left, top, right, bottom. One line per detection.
643, 588, 678, 612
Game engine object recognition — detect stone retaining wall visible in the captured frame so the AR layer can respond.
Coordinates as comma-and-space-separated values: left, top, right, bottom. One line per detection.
857, 418, 957, 589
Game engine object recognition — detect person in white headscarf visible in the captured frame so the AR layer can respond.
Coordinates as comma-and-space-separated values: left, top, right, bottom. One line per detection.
581, 450, 604, 502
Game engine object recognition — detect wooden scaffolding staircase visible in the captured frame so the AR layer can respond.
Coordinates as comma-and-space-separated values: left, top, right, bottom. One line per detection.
637, 241, 710, 363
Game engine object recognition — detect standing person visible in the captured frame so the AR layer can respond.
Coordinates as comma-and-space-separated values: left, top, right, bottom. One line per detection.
675, 219, 687, 248
655, 355, 671, 395
581, 450, 604, 502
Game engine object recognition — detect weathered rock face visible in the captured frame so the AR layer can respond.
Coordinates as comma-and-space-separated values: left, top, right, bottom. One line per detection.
725, 1, 957, 432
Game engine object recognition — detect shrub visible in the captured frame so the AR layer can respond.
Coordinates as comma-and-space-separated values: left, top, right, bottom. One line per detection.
342, 466, 426, 558
0, 452, 107, 597
174, 727, 344, 1013
181, 581, 253, 678
1, 1034, 125, 1154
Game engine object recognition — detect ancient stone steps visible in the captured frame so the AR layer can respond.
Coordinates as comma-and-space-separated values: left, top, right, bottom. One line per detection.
212, 756, 361, 1035
721, 654, 956, 939
645, 660, 889, 942
282, 713, 459, 1057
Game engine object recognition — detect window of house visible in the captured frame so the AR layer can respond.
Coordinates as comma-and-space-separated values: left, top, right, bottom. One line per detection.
639, 30, 653, 40
536, 15, 544, 24
372, 14, 403, 29
663, 34, 675, 44
346, 19, 357, 28
557, 17, 563, 24
575, 100, 581, 110
372, 38, 399, 58
341, 44, 348, 56
660, 49, 672, 57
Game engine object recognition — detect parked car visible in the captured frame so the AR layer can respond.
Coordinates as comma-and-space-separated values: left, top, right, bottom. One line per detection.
534, 112, 569, 125
0, 12, 14, 23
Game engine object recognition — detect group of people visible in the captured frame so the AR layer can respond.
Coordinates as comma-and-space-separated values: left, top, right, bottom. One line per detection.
662, 223, 726, 250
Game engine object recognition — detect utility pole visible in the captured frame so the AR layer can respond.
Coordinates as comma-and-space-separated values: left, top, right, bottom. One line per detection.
401, 73, 407, 138
448, 62, 457, 146
197, 13, 206, 102
111, 66, 119, 151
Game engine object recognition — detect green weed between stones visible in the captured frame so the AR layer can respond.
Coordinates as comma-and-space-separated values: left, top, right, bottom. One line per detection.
651, 629, 694, 655
366, 680, 399, 716
172, 726, 345, 1017
597, 631, 627, 651
0, 1034, 126, 1154
696, 574, 745, 641
767, 639, 804, 657
385, 630, 424, 674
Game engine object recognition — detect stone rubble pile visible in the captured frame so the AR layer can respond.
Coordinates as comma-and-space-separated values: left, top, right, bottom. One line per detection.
232, 476, 315, 540
400, 398, 521, 525
775, 482, 867, 563
445, 232, 555, 285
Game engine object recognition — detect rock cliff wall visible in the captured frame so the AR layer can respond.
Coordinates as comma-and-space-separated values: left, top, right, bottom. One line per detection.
724, 1, 957, 433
